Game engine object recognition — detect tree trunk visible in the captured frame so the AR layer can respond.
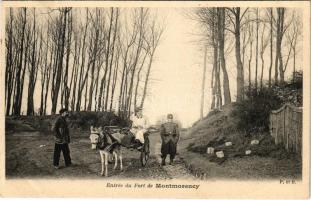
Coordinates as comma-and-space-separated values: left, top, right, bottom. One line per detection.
211, 8, 218, 110
140, 54, 153, 109
278, 8, 285, 85
84, 75, 88, 111
63, 12, 72, 110
87, 18, 100, 111
274, 8, 281, 86
110, 49, 120, 111
268, 8, 273, 88
105, 9, 119, 111
75, 11, 89, 111
13, 8, 27, 116
6, 8, 14, 116
134, 50, 148, 111
27, 9, 37, 116
200, 45, 207, 119
260, 23, 267, 91
234, 8, 244, 102
255, 8, 259, 92
218, 8, 231, 105
51, 9, 68, 114
248, 34, 253, 94
293, 47, 296, 81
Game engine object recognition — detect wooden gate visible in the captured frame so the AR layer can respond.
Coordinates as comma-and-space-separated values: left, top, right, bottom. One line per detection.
270, 103, 302, 154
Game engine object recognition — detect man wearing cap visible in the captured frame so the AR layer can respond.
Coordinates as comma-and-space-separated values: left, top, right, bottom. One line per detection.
160, 114, 180, 165
129, 107, 149, 149
53, 108, 72, 169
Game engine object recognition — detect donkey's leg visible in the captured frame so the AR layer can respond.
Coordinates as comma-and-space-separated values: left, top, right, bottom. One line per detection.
100, 151, 105, 176
109, 152, 114, 162
104, 151, 109, 177
113, 151, 118, 170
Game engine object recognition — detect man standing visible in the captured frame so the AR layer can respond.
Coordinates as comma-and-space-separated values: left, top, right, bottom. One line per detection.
53, 108, 72, 169
160, 114, 180, 165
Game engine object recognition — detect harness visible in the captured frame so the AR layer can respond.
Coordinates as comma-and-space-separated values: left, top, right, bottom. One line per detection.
93, 128, 119, 152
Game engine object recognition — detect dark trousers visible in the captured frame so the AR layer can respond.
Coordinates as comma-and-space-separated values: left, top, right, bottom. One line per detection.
53, 143, 72, 166
161, 140, 177, 160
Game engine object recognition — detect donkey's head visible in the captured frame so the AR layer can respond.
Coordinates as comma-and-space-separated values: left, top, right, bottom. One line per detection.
89, 126, 104, 150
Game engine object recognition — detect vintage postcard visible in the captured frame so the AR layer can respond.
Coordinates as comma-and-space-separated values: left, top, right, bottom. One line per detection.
0, 0, 309, 198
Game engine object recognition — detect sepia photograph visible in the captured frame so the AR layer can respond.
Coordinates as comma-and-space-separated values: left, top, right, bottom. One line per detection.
1, 1, 309, 198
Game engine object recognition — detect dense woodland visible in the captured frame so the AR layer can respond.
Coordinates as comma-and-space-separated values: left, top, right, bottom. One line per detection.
192, 8, 302, 119
5, 8, 164, 118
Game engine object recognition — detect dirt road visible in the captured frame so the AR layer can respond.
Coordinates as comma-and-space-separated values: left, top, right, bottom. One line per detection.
6, 130, 195, 180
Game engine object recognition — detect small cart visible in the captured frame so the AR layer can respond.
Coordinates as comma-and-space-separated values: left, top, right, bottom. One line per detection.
103, 126, 150, 167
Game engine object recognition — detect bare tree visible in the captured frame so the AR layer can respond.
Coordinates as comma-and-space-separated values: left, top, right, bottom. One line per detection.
13, 8, 27, 116
118, 16, 137, 116
255, 8, 259, 92
217, 8, 231, 105
109, 38, 122, 111
51, 8, 71, 114
105, 8, 120, 111
226, 7, 249, 102
259, 22, 269, 90
200, 46, 207, 119
274, 8, 291, 85
286, 11, 302, 80
75, 9, 90, 111
268, 8, 273, 88
140, 13, 165, 110
87, 9, 103, 111
62, 11, 73, 110
192, 8, 223, 109
247, 15, 254, 93
27, 9, 43, 115
5, 8, 14, 115
6, 8, 166, 116
125, 8, 147, 115
98, 8, 114, 111
134, 45, 149, 111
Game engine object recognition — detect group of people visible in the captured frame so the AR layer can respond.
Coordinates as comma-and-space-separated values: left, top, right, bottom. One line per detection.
52, 107, 180, 169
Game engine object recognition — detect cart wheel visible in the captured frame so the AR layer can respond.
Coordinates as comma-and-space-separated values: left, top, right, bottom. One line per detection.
140, 138, 150, 167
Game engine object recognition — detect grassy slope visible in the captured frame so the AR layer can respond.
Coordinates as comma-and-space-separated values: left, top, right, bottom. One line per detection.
178, 103, 302, 180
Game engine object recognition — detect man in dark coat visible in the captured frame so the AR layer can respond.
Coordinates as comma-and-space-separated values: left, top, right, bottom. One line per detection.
53, 108, 72, 169
160, 114, 180, 165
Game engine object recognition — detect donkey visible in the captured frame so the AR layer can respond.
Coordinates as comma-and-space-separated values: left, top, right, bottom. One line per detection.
89, 127, 123, 177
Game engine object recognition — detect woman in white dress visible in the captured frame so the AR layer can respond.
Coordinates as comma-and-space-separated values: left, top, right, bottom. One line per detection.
130, 107, 149, 148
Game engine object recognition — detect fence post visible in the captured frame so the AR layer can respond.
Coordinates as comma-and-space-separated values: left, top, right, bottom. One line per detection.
295, 113, 300, 153
270, 104, 302, 155
275, 114, 279, 145
287, 106, 290, 151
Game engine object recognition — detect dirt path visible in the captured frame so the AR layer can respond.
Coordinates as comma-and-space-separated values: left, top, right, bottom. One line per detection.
152, 135, 196, 180
6, 130, 195, 180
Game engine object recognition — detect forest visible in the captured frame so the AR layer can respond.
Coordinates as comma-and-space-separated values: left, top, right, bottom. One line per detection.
5, 8, 164, 118
191, 8, 303, 119
5, 7, 303, 121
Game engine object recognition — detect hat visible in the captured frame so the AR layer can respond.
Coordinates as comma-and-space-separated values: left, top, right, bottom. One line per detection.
167, 114, 173, 119
59, 108, 68, 114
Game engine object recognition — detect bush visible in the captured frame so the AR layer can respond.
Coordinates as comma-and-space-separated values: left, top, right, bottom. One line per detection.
67, 111, 129, 130
291, 70, 303, 89
233, 86, 283, 133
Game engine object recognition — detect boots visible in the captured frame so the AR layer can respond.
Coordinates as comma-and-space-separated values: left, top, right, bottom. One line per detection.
169, 159, 173, 165
161, 158, 166, 166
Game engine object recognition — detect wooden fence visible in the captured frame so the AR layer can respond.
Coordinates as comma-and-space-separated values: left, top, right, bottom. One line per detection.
270, 103, 302, 154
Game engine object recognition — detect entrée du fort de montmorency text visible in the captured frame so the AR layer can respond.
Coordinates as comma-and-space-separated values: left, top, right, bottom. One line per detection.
106, 183, 200, 190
